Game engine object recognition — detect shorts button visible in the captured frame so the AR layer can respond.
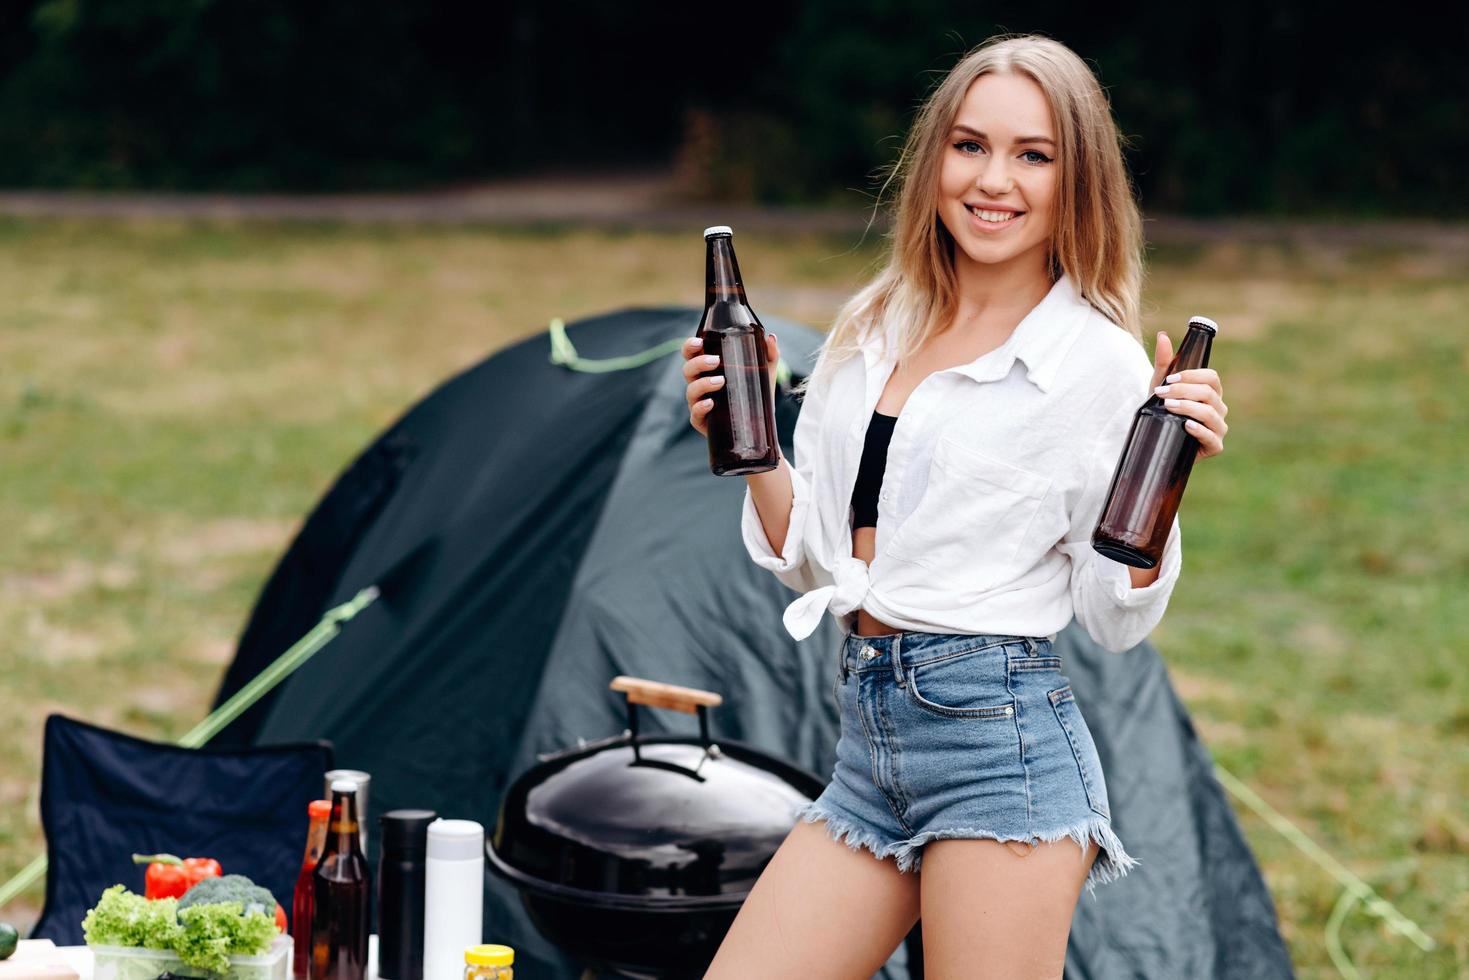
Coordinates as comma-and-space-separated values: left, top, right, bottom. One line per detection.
860, 645, 878, 660
1004, 706, 1014, 715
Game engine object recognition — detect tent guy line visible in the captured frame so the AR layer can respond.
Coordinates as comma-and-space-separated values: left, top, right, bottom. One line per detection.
0, 587, 380, 910
547, 316, 794, 389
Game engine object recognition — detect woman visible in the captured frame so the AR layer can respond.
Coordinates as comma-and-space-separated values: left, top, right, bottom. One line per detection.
684, 35, 1229, 979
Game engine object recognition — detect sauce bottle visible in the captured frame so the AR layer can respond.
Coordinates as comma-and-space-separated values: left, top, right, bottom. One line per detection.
291, 799, 332, 978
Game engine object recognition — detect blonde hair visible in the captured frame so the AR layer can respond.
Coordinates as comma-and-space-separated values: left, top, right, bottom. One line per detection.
802, 34, 1144, 394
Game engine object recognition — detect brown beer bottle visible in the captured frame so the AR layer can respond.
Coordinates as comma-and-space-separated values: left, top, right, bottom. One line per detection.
312, 780, 371, 980
696, 226, 780, 476
1092, 316, 1219, 568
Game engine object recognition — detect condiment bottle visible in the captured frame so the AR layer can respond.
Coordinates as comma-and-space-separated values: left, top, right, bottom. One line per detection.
378, 809, 437, 980
464, 944, 514, 980
291, 799, 332, 979
324, 768, 371, 854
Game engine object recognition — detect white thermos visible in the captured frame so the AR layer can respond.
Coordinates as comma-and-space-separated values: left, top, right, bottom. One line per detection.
422, 819, 484, 980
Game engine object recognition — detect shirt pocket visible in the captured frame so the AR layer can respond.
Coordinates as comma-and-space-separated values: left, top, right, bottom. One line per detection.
885, 435, 1052, 593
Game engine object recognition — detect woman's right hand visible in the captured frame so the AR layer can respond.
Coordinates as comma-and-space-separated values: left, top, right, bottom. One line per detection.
683, 332, 780, 437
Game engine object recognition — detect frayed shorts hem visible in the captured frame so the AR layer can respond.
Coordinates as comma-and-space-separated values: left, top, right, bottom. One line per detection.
792, 800, 1138, 900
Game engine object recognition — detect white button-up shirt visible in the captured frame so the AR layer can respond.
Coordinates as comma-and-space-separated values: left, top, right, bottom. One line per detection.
741, 273, 1182, 652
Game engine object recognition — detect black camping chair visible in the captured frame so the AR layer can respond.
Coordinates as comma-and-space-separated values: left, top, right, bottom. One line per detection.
30, 714, 333, 943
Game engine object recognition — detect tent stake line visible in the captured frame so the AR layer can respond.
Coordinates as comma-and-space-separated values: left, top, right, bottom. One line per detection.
547, 316, 793, 388
0, 587, 380, 911
1211, 761, 1437, 979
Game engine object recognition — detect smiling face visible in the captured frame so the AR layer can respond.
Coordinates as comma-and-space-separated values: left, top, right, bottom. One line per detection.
936, 71, 1059, 278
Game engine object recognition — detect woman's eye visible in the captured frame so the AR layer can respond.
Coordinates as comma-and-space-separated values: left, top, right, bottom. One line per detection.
1021, 150, 1052, 164
953, 140, 983, 155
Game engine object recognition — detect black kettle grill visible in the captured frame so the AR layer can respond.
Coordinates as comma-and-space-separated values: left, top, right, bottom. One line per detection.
487, 675, 828, 978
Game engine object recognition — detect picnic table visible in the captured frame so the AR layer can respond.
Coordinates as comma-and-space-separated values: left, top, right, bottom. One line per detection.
1, 937, 382, 980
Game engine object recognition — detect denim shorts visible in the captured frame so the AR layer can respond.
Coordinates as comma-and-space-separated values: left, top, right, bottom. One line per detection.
793, 629, 1138, 898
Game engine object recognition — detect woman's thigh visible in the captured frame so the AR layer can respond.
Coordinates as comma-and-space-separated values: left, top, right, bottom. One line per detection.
918, 837, 1098, 980
704, 817, 921, 980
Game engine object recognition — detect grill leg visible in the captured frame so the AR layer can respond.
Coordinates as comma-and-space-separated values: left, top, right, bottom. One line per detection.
904, 918, 924, 979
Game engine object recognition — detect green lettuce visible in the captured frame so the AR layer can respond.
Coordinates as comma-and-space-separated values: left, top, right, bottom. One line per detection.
81, 886, 182, 950
82, 885, 278, 976
174, 902, 279, 975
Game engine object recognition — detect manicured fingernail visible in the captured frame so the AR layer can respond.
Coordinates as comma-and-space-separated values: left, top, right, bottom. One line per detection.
1155, 385, 1170, 394
703, 354, 719, 366
1164, 398, 1181, 408
700, 398, 712, 407
1185, 419, 1201, 430
710, 376, 725, 386
691, 338, 703, 347
1165, 373, 1180, 384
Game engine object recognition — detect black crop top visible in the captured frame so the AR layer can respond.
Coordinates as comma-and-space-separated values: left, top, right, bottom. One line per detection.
850, 411, 897, 529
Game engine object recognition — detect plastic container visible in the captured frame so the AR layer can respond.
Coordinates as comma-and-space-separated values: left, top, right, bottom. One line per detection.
91, 934, 292, 980
464, 944, 514, 980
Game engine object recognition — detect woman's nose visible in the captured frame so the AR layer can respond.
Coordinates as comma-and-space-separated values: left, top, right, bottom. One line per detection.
977, 157, 1014, 197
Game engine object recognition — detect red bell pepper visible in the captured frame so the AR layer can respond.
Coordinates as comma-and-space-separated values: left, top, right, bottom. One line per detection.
132, 853, 224, 900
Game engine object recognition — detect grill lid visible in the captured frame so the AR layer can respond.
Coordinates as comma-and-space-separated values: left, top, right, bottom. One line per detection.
489, 676, 822, 906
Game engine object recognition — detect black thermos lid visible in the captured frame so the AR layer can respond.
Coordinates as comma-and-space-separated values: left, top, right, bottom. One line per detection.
380, 809, 437, 856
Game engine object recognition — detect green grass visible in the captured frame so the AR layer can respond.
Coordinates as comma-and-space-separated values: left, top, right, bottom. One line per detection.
1, 218, 1466, 977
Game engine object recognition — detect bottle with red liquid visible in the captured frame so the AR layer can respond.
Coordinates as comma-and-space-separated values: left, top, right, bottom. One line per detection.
291, 799, 332, 979
1093, 316, 1219, 568
695, 226, 780, 476
311, 780, 371, 980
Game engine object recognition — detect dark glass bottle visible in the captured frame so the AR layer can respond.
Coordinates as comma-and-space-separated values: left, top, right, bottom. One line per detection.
695, 226, 780, 476
291, 799, 332, 979
376, 809, 437, 980
311, 781, 371, 980
1093, 316, 1219, 568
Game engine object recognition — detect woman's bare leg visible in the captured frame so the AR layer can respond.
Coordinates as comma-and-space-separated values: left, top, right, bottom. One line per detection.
705, 817, 921, 979
918, 837, 1099, 980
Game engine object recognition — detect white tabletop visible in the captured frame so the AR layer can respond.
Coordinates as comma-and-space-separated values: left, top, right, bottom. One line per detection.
50, 935, 380, 980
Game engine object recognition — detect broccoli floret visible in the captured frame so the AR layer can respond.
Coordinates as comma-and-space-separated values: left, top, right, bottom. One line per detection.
176, 874, 276, 916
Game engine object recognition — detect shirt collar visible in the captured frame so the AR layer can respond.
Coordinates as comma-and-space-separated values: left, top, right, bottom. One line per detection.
859, 273, 1093, 394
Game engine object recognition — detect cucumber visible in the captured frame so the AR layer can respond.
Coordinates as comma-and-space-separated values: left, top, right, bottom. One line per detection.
0, 921, 18, 959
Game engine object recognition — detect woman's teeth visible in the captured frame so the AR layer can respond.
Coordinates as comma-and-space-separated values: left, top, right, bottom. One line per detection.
966, 205, 1021, 223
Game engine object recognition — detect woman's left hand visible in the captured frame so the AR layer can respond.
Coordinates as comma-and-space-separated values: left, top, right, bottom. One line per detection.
1149, 331, 1228, 460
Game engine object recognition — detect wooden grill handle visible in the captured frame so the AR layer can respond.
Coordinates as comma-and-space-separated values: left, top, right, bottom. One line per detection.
610, 676, 724, 716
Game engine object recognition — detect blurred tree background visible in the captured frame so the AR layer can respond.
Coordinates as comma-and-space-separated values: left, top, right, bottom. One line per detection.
0, 0, 1463, 216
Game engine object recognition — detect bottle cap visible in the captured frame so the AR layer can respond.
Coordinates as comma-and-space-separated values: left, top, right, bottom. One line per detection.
703, 225, 733, 238
380, 809, 438, 855
464, 945, 514, 967
308, 799, 332, 819
1188, 315, 1219, 334
330, 778, 358, 794
426, 818, 484, 861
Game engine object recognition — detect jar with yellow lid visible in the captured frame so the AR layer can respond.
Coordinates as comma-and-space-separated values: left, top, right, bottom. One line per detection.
464, 944, 514, 980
